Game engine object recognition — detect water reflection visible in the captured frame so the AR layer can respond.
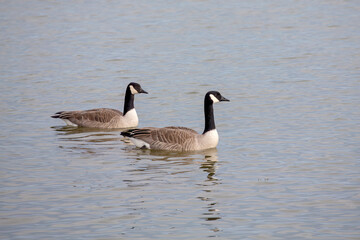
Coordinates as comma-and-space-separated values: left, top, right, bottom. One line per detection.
126, 147, 222, 233
51, 126, 125, 154
197, 150, 222, 227
124, 146, 218, 161
201, 154, 218, 181
52, 125, 125, 136
53, 127, 223, 235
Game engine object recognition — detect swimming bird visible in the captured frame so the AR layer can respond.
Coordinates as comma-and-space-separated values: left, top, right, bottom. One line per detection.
121, 91, 229, 151
51, 82, 148, 128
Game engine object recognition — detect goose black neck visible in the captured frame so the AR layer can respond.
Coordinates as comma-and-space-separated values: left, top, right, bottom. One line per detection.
123, 87, 135, 115
203, 97, 216, 134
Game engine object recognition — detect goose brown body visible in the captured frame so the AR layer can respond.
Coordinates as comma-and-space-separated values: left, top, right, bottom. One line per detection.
51, 82, 147, 129
122, 126, 215, 151
121, 91, 229, 151
52, 108, 137, 128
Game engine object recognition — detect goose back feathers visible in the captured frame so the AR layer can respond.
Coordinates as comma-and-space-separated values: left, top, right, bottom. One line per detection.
122, 126, 211, 151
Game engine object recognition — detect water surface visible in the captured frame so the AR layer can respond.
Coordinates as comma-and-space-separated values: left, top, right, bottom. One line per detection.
1, 0, 359, 239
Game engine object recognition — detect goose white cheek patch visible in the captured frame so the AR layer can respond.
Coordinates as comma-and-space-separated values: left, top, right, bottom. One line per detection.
209, 94, 220, 103
129, 85, 138, 94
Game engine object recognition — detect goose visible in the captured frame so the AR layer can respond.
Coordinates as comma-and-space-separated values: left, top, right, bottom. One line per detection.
121, 91, 229, 151
51, 82, 148, 128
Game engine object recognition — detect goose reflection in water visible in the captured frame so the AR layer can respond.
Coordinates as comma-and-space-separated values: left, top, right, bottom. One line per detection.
198, 150, 222, 230
53, 126, 222, 235
124, 147, 222, 233
51, 126, 125, 154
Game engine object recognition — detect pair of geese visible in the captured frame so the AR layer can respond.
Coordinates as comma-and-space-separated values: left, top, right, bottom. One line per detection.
52, 82, 229, 151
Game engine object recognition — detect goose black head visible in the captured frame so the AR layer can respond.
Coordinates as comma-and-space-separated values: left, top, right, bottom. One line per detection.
206, 91, 230, 103
128, 82, 148, 95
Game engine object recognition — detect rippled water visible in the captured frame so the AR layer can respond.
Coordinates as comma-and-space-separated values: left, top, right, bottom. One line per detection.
1, 0, 360, 239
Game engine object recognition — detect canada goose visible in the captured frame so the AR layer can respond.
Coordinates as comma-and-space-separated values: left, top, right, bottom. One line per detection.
121, 91, 229, 151
51, 82, 148, 128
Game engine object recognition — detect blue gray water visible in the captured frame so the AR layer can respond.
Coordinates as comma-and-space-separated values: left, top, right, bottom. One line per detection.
1, 0, 359, 239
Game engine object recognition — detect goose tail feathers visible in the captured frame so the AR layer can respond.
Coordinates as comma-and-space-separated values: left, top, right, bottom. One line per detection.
120, 128, 151, 138
51, 111, 64, 118
120, 130, 134, 137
